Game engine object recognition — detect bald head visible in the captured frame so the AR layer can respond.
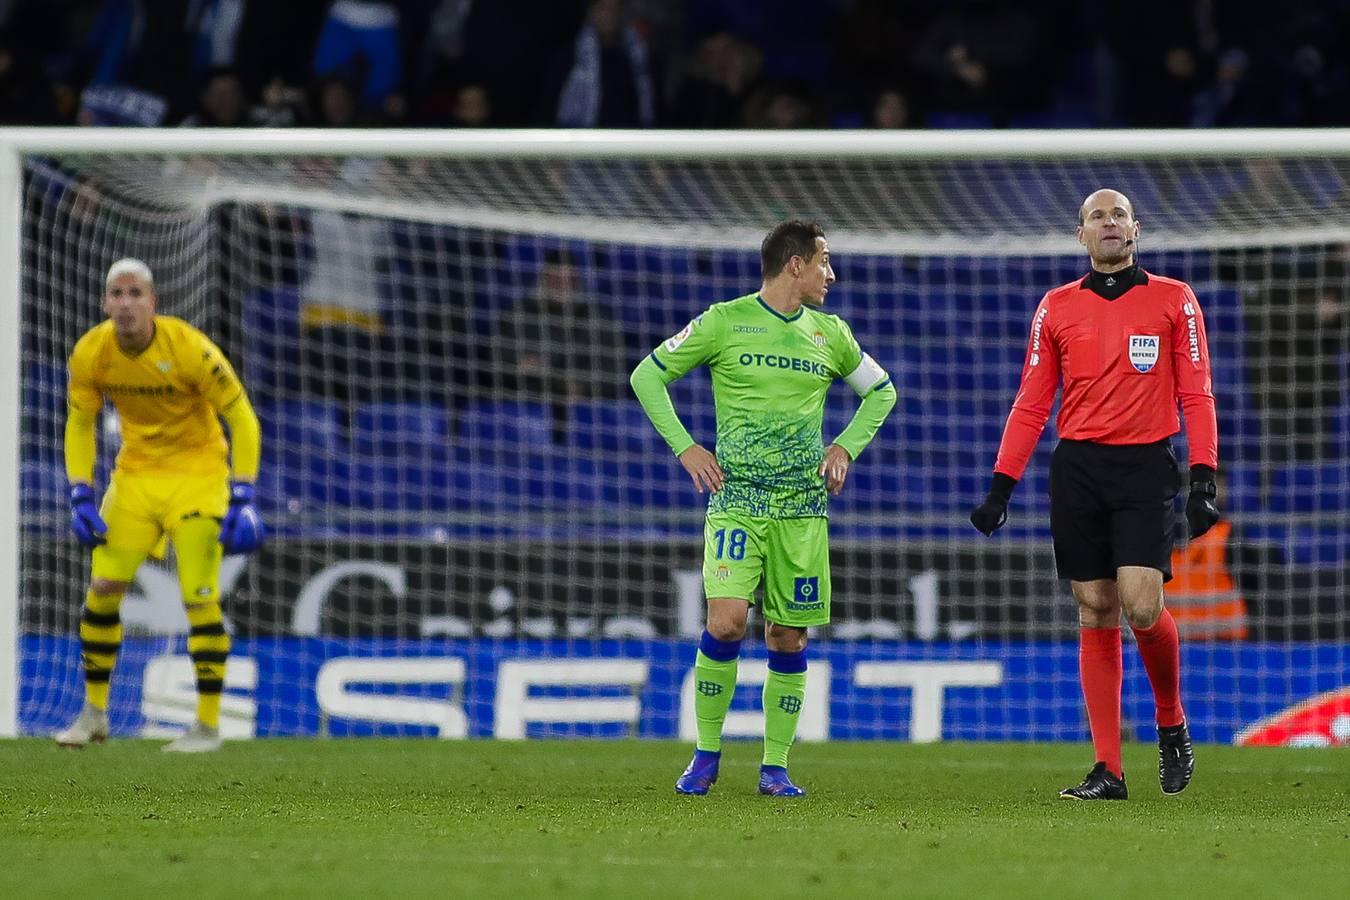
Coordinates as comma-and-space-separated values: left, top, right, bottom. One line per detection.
1078, 189, 1134, 226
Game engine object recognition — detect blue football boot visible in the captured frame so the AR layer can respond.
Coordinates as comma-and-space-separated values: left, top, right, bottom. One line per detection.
674, 749, 721, 795
757, 765, 806, 797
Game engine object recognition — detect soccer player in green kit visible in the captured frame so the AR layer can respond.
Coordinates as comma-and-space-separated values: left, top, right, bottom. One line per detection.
630, 220, 897, 796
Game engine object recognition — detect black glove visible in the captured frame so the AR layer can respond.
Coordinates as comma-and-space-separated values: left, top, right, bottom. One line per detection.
970, 473, 1017, 536
1185, 464, 1220, 539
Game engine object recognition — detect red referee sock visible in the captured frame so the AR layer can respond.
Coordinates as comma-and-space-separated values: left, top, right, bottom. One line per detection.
1079, 626, 1123, 778
1131, 608, 1185, 728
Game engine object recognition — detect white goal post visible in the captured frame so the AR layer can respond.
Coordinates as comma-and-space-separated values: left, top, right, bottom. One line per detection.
2, 127, 1347, 742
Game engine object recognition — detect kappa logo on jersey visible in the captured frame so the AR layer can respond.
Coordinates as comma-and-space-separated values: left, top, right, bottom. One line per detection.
664, 318, 698, 352
1128, 334, 1160, 372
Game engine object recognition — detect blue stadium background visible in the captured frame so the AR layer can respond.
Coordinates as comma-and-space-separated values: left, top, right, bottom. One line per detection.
14, 187, 1350, 743
19, 231, 1350, 557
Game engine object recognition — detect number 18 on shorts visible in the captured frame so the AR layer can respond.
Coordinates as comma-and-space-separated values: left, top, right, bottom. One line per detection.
701, 511, 832, 628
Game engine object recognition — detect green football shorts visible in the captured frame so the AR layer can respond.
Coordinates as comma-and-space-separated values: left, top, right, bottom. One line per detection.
702, 510, 831, 627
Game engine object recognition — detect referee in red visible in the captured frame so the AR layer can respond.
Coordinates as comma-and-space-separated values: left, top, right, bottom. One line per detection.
970, 188, 1219, 800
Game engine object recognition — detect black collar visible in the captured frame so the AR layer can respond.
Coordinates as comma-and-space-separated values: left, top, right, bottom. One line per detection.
1081, 263, 1147, 300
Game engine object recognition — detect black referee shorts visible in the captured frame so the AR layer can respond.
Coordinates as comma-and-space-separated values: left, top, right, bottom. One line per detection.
1048, 438, 1182, 583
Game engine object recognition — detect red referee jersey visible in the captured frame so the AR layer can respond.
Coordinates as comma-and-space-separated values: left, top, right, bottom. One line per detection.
994, 267, 1218, 480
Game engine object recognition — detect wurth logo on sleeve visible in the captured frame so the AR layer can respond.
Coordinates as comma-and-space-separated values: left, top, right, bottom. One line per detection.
1183, 301, 1200, 364
1028, 305, 1050, 366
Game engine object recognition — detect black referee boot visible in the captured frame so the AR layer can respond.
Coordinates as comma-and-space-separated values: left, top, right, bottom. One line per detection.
1058, 762, 1128, 800
1158, 720, 1194, 795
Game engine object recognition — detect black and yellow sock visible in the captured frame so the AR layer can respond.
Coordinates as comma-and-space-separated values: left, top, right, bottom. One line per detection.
79, 591, 123, 710
174, 516, 228, 729
185, 602, 229, 729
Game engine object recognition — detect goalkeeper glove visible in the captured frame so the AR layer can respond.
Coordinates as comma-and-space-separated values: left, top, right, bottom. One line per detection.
219, 482, 265, 555
68, 483, 107, 547
1185, 464, 1220, 539
970, 472, 1017, 536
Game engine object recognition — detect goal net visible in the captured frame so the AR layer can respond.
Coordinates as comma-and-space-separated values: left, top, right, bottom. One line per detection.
4, 130, 1347, 746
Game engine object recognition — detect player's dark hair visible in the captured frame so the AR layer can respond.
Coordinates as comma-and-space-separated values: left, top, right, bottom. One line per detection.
761, 220, 826, 278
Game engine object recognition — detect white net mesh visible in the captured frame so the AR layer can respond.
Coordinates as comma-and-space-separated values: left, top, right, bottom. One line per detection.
14, 141, 1350, 745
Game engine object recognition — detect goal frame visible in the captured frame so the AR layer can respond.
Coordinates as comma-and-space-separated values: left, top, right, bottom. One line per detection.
3, 125, 1350, 736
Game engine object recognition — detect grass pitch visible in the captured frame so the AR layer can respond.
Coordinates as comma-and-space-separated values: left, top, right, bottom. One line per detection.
1, 740, 1345, 899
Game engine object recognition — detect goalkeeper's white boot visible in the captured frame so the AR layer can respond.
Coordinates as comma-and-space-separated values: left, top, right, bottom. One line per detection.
55, 704, 110, 748
162, 721, 222, 753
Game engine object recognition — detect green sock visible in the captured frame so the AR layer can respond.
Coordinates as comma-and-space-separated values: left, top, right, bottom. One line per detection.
693, 650, 738, 752
762, 669, 807, 767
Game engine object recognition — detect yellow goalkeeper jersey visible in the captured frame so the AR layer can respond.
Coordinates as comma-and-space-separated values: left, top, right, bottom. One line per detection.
67, 316, 246, 477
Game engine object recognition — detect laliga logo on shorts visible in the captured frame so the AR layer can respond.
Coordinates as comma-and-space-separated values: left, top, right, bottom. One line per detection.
790, 576, 823, 611
1128, 334, 1160, 373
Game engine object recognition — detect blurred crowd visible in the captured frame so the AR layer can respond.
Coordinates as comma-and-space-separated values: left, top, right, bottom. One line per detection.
5, 0, 1350, 131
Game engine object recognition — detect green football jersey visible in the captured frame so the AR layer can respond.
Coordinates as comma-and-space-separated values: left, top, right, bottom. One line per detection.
649, 293, 887, 518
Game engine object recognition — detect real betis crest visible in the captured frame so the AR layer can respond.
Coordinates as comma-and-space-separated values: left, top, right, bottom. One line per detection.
812, 331, 826, 347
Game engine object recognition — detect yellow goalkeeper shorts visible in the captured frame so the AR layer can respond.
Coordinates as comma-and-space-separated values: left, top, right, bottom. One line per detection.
91, 470, 229, 583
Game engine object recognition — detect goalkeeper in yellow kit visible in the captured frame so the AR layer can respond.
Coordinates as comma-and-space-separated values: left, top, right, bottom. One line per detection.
55, 258, 264, 753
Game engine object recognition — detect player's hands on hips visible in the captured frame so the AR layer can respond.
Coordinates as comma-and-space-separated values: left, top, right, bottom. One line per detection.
219, 482, 265, 554
970, 472, 1017, 536
820, 444, 851, 495
68, 483, 107, 547
1185, 465, 1220, 539
678, 444, 724, 494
